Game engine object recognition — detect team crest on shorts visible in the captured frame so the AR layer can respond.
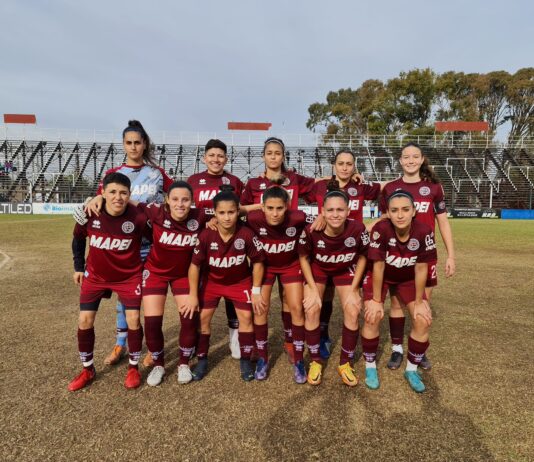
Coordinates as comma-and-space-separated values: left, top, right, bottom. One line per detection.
122, 221, 135, 233
347, 187, 357, 196
222, 176, 230, 185
344, 237, 356, 247
142, 269, 150, 280
286, 227, 296, 237
419, 186, 431, 196
234, 238, 245, 250
372, 231, 380, 240
407, 238, 420, 251
187, 219, 199, 231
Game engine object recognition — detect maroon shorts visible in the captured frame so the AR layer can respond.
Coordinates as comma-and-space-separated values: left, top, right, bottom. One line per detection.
200, 279, 252, 311
263, 262, 303, 286
311, 262, 355, 286
362, 271, 427, 305
426, 260, 438, 287
80, 274, 142, 311
142, 269, 189, 296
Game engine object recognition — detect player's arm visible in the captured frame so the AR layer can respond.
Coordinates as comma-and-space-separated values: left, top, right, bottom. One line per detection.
71, 235, 86, 286
251, 262, 267, 315
181, 263, 200, 319
414, 262, 432, 326
435, 213, 456, 278
240, 203, 262, 213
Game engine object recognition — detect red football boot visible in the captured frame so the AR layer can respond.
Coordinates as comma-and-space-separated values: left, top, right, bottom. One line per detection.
124, 367, 141, 389
68, 367, 95, 392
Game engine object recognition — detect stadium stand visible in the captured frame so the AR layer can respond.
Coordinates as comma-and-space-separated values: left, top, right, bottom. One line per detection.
0, 131, 533, 209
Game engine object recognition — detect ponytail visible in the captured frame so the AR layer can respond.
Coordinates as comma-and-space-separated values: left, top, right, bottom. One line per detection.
123, 120, 157, 168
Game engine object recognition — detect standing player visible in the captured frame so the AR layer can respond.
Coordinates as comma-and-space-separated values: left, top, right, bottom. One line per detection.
305, 149, 381, 359
80, 120, 173, 366
188, 139, 245, 359
135, 181, 208, 386
362, 190, 436, 392
298, 188, 369, 386
68, 172, 147, 391
380, 142, 455, 370
246, 186, 312, 383
241, 137, 316, 362
183, 186, 266, 381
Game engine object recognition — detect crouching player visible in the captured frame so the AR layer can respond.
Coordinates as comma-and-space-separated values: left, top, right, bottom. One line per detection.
362, 190, 437, 392
246, 186, 311, 382
69, 172, 147, 391
298, 188, 369, 386
136, 181, 208, 386
183, 186, 266, 381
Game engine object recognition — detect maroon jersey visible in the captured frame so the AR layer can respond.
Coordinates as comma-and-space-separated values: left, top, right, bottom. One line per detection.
73, 205, 147, 283
192, 224, 265, 285
241, 170, 315, 210
139, 203, 207, 279
306, 179, 380, 222
187, 171, 244, 215
246, 209, 312, 270
380, 178, 446, 231
367, 219, 437, 284
298, 219, 369, 275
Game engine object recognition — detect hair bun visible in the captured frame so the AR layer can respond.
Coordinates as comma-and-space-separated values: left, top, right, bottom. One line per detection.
326, 175, 340, 192
219, 184, 235, 192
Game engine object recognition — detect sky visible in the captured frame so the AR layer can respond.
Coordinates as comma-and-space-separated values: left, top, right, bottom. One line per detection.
1, 0, 533, 137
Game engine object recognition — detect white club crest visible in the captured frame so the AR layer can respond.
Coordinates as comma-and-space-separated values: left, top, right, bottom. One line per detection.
347, 187, 357, 196
187, 219, 199, 231
419, 186, 431, 196
286, 227, 296, 237
122, 221, 135, 234
407, 238, 420, 251
344, 237, 356, 247
222, 176, 230, 185
234, 238, 245, 250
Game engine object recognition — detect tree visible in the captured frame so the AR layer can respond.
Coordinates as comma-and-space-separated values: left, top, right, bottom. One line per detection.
505, 68, 534, 141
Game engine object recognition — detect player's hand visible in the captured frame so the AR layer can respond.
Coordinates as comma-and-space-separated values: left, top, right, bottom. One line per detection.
309, 214, 326, 232
445, 257, 456, 278
303, 285, 321, 313
251, 293, 267, 315
364, 299, 384, 324
343, 290, 362, 316
73, 272, 84, 286
85, 196, 103, 217
413, 300, 432, 326
206, 217, 218, 231
180, 294, 199, 319
351, 172, 364, 184
73, 204, 88, 225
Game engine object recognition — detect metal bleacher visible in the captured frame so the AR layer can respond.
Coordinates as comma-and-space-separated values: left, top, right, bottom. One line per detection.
0, 130, 533, 209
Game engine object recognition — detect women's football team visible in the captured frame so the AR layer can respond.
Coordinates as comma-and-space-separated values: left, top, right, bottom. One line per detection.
69, 120, 455, 394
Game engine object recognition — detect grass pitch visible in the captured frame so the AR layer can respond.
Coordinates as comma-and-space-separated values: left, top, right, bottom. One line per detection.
0, 216, 532, 461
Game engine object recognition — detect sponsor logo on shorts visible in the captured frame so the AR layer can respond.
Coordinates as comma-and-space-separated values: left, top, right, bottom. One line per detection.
187, 219, 199, 231
222, 176, 230, 185
142, 269, 150, 280
407, 238, 420, 251
347, 187, 357, 196
419, 186, 431, 196
286, 227, 296, 237
344, 237, 356, 247
163, 219, 171, 229
122, 221, 135, 234
234, 238, 245, 250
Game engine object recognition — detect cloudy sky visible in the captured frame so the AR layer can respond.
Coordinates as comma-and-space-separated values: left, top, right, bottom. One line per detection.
1, 0, 532, 136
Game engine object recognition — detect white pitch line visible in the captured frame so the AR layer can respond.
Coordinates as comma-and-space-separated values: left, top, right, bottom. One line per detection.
0, 248, 12, 271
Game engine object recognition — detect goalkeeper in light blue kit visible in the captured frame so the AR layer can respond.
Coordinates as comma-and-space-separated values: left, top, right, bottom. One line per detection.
74, 120, 173, 365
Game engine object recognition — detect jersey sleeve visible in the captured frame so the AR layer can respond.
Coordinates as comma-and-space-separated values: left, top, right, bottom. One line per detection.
417, 230, 438, 263
364, 182, 381, 200
235, 177, 245, 198
240, 182, 254, 205
433, 184, 447, 215
73, 222, 88, 239
136, 202, 161, 222
296, 173, 315, 198
302, 182, 318, 204
367, 224, 387, 261
72, 223, 87, 272
298, 226, 313, 257
246, 229, 266, 264
191, 230, 207, 266
159, 167, 174, 192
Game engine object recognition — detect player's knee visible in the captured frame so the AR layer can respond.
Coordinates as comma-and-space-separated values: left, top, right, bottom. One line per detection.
413, 316, 431, 332
125, 310, 140, 328
78, 315, 94, 330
